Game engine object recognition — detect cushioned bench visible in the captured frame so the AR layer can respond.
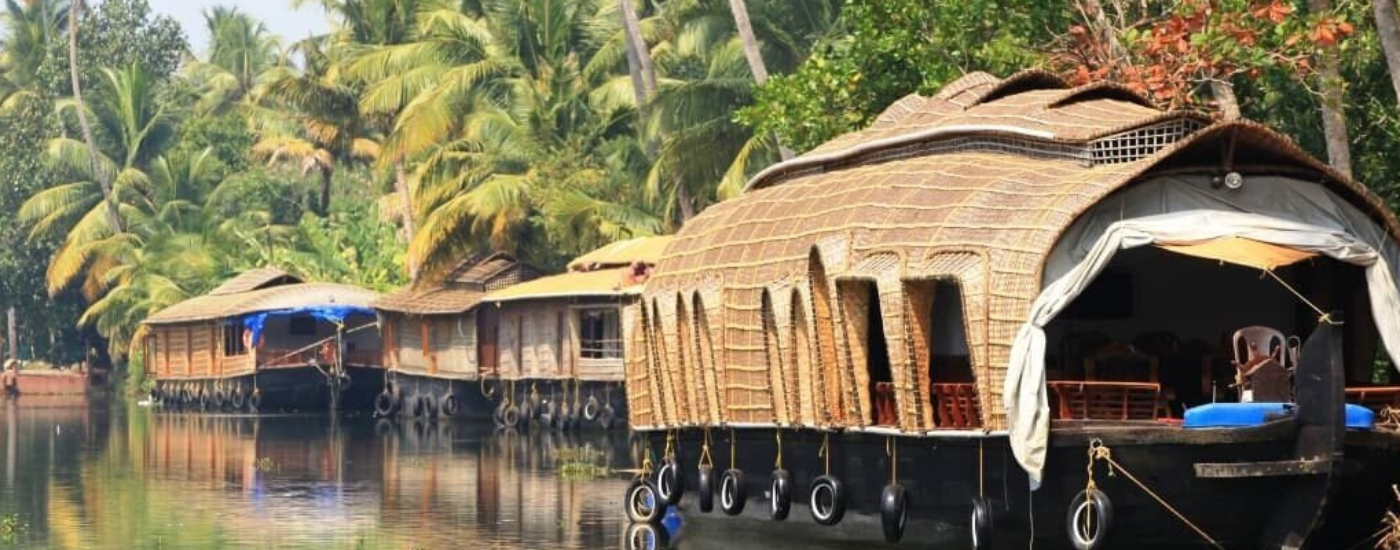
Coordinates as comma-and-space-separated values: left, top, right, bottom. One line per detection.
1183, 402, 1375, 430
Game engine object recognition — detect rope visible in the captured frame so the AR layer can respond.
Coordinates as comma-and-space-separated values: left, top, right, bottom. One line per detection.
818, 432, 831, 476
774, 431, 784, 470
885, 437, 898, 483
1264, 270, 1342, 326
1086, 439, 1224, 550
729, 428, 737, 470
664, 431, 676, 461
699, 428, 713, 468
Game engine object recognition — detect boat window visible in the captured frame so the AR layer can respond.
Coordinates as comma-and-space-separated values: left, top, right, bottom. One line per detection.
906, 280, 981, 428
578, 308, 622, 359
839, 280, 894, 426
222, 325, 247, 356
288, 315, 318, 336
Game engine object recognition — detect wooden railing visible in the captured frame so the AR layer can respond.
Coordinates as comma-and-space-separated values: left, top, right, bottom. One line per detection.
1346, 387, 1400, 412
1049, 381, 1163, 421
932, 383, 982, 428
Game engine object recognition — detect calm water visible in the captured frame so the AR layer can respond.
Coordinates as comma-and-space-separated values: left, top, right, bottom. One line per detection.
0, 397, 648, 549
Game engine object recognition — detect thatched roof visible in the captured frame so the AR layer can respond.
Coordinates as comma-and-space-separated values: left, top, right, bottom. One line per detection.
632, 70, 1400, 432
482, 268, 640, 304
567, 236, 673, 271
146, 282, 379, 325
373, 252, 539, 315
207, 268, 302, 296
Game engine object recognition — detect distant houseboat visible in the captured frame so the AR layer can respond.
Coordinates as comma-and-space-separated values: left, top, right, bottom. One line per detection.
142, 269, 383, 412
372, 238, 669, 429
621, 71, 1400, 549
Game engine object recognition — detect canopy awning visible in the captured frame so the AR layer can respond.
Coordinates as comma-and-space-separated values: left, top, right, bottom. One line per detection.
240, 306, 376, 346
1157, 237, 1320, 271
481, 268, 638, 304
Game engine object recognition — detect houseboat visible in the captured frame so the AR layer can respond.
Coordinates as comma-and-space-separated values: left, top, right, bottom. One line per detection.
620, 70, 1400, 549
371, 252, 540, 421
372, 239, 668, 430
142, 268, 383, 412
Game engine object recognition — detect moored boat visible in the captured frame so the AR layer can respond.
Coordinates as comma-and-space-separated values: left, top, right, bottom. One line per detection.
371, 238, 669, 430
142, 268, 383, 413
620, 70, 1400, 549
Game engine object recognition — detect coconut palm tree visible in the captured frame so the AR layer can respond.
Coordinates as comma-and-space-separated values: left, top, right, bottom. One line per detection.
186, 6, 280, 112
0, 0, 67, 104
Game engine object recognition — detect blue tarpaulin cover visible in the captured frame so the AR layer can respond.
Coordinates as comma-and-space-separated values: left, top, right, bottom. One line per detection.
1183, 402, 1375, 430
236, 306, 375, 345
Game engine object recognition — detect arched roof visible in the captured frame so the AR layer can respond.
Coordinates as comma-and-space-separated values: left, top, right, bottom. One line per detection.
145, 282, 380, 325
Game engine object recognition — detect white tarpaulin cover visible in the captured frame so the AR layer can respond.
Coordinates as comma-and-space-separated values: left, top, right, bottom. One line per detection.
1004, 175, 1400, 488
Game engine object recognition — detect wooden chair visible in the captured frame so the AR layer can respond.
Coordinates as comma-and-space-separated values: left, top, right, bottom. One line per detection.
931, 383, 982, 428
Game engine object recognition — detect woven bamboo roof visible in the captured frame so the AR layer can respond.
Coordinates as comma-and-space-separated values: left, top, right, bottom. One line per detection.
632, 70, 1400, 432
145, 282, 379, 325
373, 252, 538, 315
207, 268, 302, 296
482, 268, 638, 304
566, 236, 673, 271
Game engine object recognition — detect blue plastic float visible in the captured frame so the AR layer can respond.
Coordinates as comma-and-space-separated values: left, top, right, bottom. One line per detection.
1183, 402, 1375, 430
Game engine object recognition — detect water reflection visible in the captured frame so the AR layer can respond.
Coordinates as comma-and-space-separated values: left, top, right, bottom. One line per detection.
0, 400, 634, 549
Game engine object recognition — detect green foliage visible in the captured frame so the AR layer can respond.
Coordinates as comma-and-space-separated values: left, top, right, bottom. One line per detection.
39, 0, 186, 94
168, 109, 253, 174
737, 0, 1067, 152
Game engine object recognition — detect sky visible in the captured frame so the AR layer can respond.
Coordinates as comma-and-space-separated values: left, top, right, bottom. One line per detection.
146, 0, 332, 56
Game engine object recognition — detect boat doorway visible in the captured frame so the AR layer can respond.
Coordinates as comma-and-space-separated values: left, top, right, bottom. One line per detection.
1044, 245, 1378, 421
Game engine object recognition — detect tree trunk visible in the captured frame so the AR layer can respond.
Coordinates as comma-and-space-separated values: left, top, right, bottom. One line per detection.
1374, 0, 1400, 106
619, 0, 656, 97
68, 0, 123, 234
619, 0, 656, 157
1210, 79, 1242, 121
675, 177, 695, 223
726, 0, 794, 160
394, 161, 419, 281
6, 308, 16, 362
1310, 0, 1353, 178
319, 167, 333, 216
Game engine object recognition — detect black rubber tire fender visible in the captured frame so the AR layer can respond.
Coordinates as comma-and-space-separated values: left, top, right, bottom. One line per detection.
211, 386, 226, 409
500, 404, 521, 429
971, 495, 994, 550
880, 483, 910, 543
719, 469, 747, 516
419, 393, 438, 419
769, 469, 793, 521
655, 458, 684, 505
440, 393, 459, 417
697, 464, 715, 513
374, 390, 397, 417
336, 374, 352, 392
582, 396, 600, 421
492, 401, 508, 427
229, 386, 246, 410
247, 389, 262, 413
623, 521, 670, 550
809, 475, 847, 526
1066, 489, 1113, 550
624, 478, 667, 523
597, 404, 617, 430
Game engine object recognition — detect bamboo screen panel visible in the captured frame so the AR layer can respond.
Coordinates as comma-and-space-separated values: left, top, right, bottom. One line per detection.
189, 326, 212, 377
398, 316, 426, 372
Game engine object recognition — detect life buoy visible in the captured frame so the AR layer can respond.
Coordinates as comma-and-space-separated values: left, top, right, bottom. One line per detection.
809, 475, 847, 526
880, 483, 909, 542
582, 396, 600, 421
598, 404, 617, 430
625, 479, 666, 523
697, 464, 715, 513
719, 469, 746, 516
971, 496, 994, 550
440, 393, 459, 417
624, 521, 670, 550
769, 469, 793, 521
1066, 489, 1113, 550
374, 390, 397, 417
656, 458, 684, 505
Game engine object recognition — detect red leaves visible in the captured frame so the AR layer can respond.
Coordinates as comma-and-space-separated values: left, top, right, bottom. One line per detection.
1310, 18, 1355, 48
1252, 1, 1294, 24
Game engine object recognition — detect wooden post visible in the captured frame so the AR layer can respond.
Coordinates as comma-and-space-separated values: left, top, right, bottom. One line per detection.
5, 307, 16, 362
185, 326, 194, 377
